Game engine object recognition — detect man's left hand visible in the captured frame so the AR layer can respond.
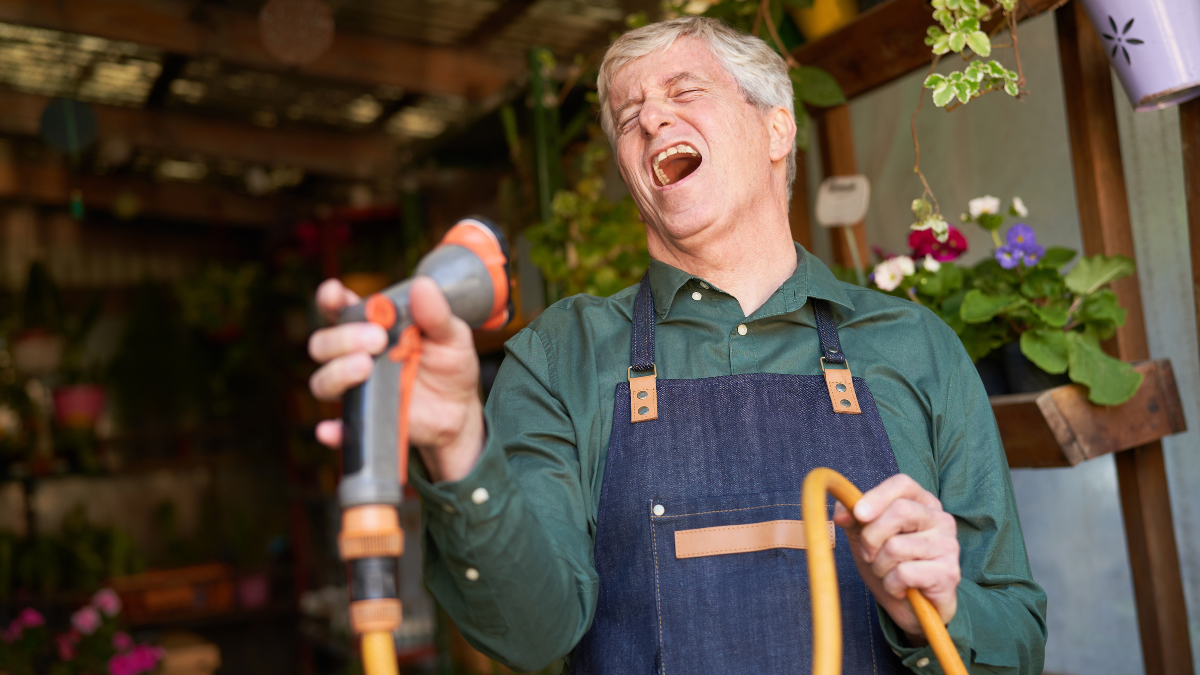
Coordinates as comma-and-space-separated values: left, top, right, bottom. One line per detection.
832, 474, 961, 645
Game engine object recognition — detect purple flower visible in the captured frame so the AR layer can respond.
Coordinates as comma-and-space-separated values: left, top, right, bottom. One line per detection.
995, 246, 1021, 269
1006, 223, 1037, 248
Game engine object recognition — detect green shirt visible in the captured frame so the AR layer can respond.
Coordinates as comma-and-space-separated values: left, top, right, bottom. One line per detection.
410, 244, 1047, 674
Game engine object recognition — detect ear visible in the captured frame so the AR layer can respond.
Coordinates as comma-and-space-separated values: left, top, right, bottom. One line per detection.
768, 106, 797, 163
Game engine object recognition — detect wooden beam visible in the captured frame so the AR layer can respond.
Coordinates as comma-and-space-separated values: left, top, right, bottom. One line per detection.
0, 88, 395, 180
789, 149, 814, 252
815, 105, 869, 270
460, 0, 539, 46
1181, 98, 1200, 383
0, 0, 521, 100
1056, 4, 1195, 673
0, 161, 287, 227
793, 0, 1066, 101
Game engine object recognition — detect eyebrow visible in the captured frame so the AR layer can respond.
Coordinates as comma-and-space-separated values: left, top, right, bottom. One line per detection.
612, 71, 713, 123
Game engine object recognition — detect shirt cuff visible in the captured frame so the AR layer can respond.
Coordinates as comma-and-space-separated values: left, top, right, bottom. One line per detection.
876, 591, 971, 674
408, 433, 512, 526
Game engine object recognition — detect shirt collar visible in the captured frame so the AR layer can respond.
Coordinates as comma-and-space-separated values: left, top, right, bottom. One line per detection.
646, 242, 854, 319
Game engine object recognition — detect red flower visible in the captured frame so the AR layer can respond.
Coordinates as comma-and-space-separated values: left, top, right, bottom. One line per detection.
909, 225, 968, 261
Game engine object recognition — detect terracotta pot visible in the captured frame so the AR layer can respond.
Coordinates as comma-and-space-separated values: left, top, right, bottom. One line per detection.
52, 384, 106, 429
1079, 0, 1200, 110
10, 330, 64, 377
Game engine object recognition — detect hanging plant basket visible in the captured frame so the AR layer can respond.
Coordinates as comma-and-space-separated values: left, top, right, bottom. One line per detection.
1079, 0, 1200, 110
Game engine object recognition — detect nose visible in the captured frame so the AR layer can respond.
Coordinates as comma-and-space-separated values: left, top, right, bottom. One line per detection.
638, 97, 674, 137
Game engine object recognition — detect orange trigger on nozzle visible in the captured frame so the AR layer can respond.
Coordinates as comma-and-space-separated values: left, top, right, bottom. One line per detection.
365, 294, 396, 330
392, 324, 422, 486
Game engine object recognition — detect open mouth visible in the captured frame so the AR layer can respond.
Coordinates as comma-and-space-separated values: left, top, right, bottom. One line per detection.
651, 144, 703, 187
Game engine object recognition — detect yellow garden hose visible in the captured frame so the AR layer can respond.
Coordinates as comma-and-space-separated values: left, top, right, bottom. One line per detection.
361, 631, 400, 675
802, 468, 968, 675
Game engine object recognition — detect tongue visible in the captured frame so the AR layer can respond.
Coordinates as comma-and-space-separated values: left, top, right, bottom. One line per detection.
659, 154, 702, 186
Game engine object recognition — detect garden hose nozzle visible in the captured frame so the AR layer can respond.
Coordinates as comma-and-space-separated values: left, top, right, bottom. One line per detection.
335, 217, 511, 674
802, 467, 968, 675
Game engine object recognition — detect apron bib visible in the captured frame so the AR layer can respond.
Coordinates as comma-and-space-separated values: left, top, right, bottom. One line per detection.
568, 276, 906, 675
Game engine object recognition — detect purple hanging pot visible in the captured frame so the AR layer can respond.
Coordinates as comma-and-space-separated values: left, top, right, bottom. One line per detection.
1078, 0, 1200, 111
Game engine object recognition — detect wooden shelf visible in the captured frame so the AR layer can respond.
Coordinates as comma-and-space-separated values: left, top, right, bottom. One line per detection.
994, 359, 1187, 469
791, 0, 1066, 100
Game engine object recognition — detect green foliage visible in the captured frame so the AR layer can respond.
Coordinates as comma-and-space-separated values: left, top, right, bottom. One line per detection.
910, 198, 949, 241
1064, 254, 1136, 295
526, 132, 649, 298
922, 0, 1022, 108
1066, 330, 1144, 405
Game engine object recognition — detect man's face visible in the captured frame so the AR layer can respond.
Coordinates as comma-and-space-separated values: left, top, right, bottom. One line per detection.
608, 37, 789, 248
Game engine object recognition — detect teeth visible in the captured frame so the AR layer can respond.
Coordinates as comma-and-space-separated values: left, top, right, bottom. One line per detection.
652, 144, 700, 186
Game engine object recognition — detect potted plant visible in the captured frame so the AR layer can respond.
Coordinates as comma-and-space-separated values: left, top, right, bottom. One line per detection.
871, 197, 1143, 405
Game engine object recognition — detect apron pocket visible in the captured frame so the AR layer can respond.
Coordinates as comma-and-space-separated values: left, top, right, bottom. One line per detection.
649, 491, 819, 674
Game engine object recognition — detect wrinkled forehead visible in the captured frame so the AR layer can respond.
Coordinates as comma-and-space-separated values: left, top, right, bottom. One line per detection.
607, 37, 734, 112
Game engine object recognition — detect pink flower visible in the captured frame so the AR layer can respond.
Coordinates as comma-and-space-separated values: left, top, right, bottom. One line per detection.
113, 631, 134, 652
909, 225, 969, 261
108, 645, 164, 675
56, 632, 77, 661
92, 588, 123, 617
71, 605, 102, 635
2, 623, 20, 643
16, 607, 45, 628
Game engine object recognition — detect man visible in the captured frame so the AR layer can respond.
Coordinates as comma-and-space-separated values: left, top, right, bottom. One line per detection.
309, 16, 1047, 674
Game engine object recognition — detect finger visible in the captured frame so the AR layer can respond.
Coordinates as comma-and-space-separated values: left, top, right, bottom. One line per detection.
316, 278, 362, 324
833, 502, 857, 530
882, 560, 961, 614
309, 353, 375, 401
316, 419, 343, 448
308, 323, 388, 363
869, 529, 960, 581
858, 498, 945, 561
854, 474, 940, 523
409, 276, 472, 346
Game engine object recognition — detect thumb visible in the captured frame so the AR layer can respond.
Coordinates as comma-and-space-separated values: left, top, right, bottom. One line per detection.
409, 276, 470, 345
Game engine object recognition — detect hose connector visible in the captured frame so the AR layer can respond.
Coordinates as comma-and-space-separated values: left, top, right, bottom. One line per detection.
340, 505, 403, 635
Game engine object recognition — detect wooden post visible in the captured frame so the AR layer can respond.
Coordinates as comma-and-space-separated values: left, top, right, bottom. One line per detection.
1181, 98, 1200, 368
1057, 4, 1195, 673
789, 149, 814, 252
816, 105, 869, 270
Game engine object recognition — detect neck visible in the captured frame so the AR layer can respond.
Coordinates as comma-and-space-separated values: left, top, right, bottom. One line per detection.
646, 192, 796, 316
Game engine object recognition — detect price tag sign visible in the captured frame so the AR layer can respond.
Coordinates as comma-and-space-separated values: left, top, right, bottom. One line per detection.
815, 175, 870, 227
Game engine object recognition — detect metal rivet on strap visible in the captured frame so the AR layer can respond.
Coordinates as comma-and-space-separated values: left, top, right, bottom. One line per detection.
840, 399, 851, 408
638, 406, 650, 415
637, 390, 648, 399
829, 346, 839, 353
836, 383, 847, 392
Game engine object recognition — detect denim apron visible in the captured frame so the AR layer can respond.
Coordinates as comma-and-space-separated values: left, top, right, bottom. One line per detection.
568, 276, 906, 674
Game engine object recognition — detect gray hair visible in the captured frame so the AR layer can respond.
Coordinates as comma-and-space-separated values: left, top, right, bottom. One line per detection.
596, 16, 797, 197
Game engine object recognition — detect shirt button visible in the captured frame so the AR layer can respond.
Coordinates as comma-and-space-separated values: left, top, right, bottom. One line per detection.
699, 281, 710, 289
471, 487, 489, 504
915, 657, 930, 668
442, 504, 456, 514
465, 567, 480, 581
737, 324, 748, 336
691, 291, 702, 301
653, 504, 665, 516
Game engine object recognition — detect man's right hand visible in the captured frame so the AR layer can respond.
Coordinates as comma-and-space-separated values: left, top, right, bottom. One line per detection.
307, 277, 487, 483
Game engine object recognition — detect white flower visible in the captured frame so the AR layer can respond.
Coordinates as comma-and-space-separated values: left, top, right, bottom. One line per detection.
968, 195, 1001, 219
894, 255, 916, 276
873, 259, 905, 292
923, 254, 941, 272
1012, 196, 1028, 217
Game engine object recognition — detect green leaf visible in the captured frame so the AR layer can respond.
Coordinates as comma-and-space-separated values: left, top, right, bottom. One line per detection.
1038, 246, 1076, 269
1029, 303, 1070, 328
966, 31, 991, 56
960, 289, 1019, 323
1019, 268, 1061, 299
931, 35, 952, 55
957, 17, 980, 32
932, 84, 954, 106
976, 213, 1004, 231
954, 81, 973, 103
986, 61, 1007, 77
1021, 329, 1068, 374
912, 198, 933, 220
790, 66, 846, 107
1004, 80, 1019, 97
1066, 332, 1144, 405
924, 73, 947, 88
949, 31, 967, 52
794, 108, 813, 152
964, 63, 983, 82
1064, 254, 1136, 295
916, 263, 964, 297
